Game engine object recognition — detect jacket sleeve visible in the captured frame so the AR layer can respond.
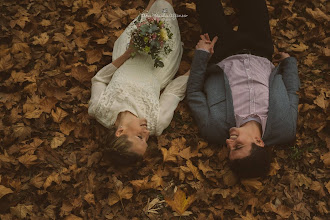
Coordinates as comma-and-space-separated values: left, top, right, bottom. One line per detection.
279, 57, 300, 133
88, 63, 117, 117
186, 50, 211, 138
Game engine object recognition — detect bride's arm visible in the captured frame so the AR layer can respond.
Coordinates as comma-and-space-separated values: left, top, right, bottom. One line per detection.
156, 71, 190, 135
88, 48, 133, 116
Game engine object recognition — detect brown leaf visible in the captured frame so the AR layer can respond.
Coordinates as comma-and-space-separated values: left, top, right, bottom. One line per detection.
71, 65, 93, 83
241, 178, 263, 191
186, 160, 203, 181
40, 19, 51, 26
12, 123, 31, 141
86, 49, 102, 64
108, 8, 127, 29
51, 107, 68, 123
64, 214, 83, 220
198, 159, 213, 176
130, 176, 150, 192
0, 185, 13, 199
73, 21, 91, 36
43, 172, 61, 189
165, 189, 196, 215
0, 54, 14, 71
51, 132, 66, 149
32, 32, 49, 45
30, 173, 45, 189
161, 145, 178, 163
320, 152, 330, 168
60, 120, 76, 135
10, 204, 33, 219
306, 8, 329, 23
84, 193, 96, 205
18, 154, 38, 168
310, 181, 326, 197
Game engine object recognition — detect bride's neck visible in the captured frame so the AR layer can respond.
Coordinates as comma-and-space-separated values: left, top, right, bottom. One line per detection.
115, 111, 137, 127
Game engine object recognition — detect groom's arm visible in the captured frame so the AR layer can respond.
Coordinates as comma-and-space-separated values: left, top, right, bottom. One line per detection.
186, 50, 211, 133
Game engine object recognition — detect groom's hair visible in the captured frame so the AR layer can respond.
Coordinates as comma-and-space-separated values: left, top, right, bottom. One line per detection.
101, 125, 143, 166
229, 143, 271, 178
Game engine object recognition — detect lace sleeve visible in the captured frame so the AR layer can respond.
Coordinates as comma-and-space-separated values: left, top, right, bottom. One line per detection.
89, 63, 117, 117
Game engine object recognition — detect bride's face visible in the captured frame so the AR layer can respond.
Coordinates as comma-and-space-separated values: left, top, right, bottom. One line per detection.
117, 118, 150, 155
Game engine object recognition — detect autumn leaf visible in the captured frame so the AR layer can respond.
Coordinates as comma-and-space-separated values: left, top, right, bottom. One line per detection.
108, 177, 133, 206
10, 204, 33, 218
108, 8, 127, 29
51, 132, 66, 149
0, 54, 14, 71
241, 178, 264, 191
51, 107, 68, 123
44, 172, 61, 189
320, 152, 330, 168
84, 193, 96, 205
73, 21, 91, 36
18, 154, 38, 168
130, 176, 150, 192
165, 189, 196, 215
40, 19, 51, 26
32, 32, 49, 45
186, 160, 203, 181
64, 214, 83, 220
161, 145, 178, 163
0, 185, 13, 199
86, 49, 102, 64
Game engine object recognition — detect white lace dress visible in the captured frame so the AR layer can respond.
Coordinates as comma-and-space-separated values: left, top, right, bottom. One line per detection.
88, 0, 188, 136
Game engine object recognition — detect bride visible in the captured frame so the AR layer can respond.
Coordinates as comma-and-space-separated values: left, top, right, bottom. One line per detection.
88, 0, 188, 165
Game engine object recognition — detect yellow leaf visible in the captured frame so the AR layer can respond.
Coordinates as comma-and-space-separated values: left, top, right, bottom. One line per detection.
0, 185, 13, 199
165, 189, 196, 215
185, 3, 196, 10
18, 154, 37, 168
289, 42, 308, 52
51, 107, 68, 123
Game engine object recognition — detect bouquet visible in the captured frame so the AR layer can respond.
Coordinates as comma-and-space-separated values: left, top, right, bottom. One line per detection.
130, 15, 173, 68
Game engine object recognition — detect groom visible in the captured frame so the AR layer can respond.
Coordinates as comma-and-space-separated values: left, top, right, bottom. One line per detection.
187, 0, 300, 178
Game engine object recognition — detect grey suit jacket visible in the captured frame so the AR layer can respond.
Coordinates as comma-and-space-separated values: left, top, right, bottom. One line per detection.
186, 50, 300, 146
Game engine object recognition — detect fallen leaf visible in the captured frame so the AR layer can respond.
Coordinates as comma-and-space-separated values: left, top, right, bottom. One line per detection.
186, 160, 203, 181
86, 49, 102, 64
51, 107, 68, 123
165, 189, 196, 215
241, 178, 263, 191
18, 154, 38, 168
32, 32, 49, 45
161, 145, 178, 163
108, 8, 127, 29
84, 193, 96, 205
10, 204, 33, 218
0, 185, 13, 199
51, 132, 66, 149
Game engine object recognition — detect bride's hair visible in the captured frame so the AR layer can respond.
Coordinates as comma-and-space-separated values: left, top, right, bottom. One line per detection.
101, 125, 143, 166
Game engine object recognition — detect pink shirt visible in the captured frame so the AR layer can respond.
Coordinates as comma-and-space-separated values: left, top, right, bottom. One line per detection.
217, 54, 275, 136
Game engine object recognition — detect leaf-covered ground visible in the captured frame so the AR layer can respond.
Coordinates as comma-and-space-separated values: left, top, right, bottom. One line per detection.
0, 0, 329, 219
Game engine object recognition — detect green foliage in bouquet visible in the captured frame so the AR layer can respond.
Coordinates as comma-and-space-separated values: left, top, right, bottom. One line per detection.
131, 14, 173, 68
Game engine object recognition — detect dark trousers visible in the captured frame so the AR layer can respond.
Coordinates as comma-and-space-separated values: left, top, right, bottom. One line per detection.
196, 0, 274, 62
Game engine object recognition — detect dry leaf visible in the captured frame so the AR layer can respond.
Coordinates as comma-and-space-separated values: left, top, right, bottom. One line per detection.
86, 49, 102, 64
241, 179, 264, 191
51, 107, 68, 123
51, 132, 66, 149
108, 8, 127, 29
32, 32, 49, 45
84, 193, 96, 205
10, 204, 33, 218
165, 189, 196, 215
161, 145, 178, 163
18, 154, 38, 168
0, 185, 13, 199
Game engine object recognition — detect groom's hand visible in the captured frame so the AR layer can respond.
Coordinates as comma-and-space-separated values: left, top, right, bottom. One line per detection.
196, 33, 218, 56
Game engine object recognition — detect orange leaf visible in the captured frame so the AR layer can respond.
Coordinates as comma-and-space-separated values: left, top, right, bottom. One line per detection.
165, 189, 196, 215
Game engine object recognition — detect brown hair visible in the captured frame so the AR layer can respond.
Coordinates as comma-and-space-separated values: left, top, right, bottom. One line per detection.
229, 143, 271, 178
101, 125, 143, 166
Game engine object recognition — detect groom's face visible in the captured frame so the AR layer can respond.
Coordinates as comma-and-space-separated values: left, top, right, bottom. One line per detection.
226, 127, 255, 160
